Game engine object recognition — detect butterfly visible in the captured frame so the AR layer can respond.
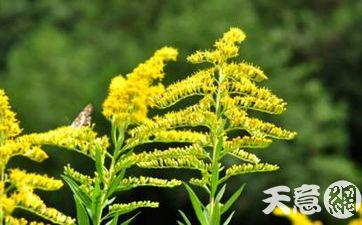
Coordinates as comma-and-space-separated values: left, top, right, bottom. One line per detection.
71, 104, 93, 127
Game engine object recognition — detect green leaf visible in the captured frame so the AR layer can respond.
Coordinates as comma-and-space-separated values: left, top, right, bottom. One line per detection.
221, 184, 245, 214
222, 211, 235, 225
62, 175, 92, 207
91, 177, 103, 225
178, 210, 192, 225
74, 195, 90, 225
120, 213, 140, 225
210, 202, 221, 225
105, 213, 118, 225
216, 184, 226, 202
210, 138, 223, 196
107, 170, 125, 198
184, 183, 207, 225
95, 146, 104, 182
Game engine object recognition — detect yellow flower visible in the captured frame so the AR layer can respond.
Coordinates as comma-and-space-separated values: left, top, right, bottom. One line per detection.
102, 46, 178, 125
4, 216, 28, 225
0, 89, 74, 225
20, 126, 109, 158
0, 140, 48, 166
187, 27, 245, 64
108, 201, 159, 214
274, 207, 323, 225
9, 169, 63, 191
0, 90, 21, 143
2, 196, 16, 215
11, 190, 75, 225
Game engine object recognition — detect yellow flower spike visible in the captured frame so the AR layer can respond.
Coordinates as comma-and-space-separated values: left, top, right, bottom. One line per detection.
0, 90, 21, 142
187, 28, 246, 64
152, 130, 210, 145
4, 216, 28, 225
102, 46, 178, 125
11, 190, 75, 225
224, 136, 272, 150
223, 62, 268, 82
2, 197, 16, 215
150, 69, 216, 108
63, 165, 94, 186
119, 176, 181, 189
228, 149, 261, 164
225, 163, 279, 178
9, 169, 63, 191
0, 89, 74, 225
108, 201, 159, 215
137, 156, 211, 172
214, 27, 246, 49
274, 207, 323, 225
128, 46, 178, 81
138, 28, 296, 225
20, 126, 109, 158
0, 140, 48, 166
138, 144, 207, 160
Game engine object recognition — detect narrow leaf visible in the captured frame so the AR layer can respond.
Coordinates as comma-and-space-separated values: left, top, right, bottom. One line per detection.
95, 146, 104, 182
184, 183, 207, 225
120, 213, 140, 225
91, 177, 103, 225
216, 184, 226, 202
62, 175, 92, 207
221, 184, 245, 214
222, 211, 235, 225
74, 195, 90, 225
211, 202, 221, 225
107, 170, 125, 198
178, 210, 192, 225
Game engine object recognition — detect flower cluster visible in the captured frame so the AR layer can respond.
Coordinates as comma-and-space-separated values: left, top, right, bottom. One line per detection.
132, 27, 296, 184
102, 47, 178, 125
54, 47, 182, 225
0, 28, 299, 225
187, 28, 246, 64
129, 27, 296, 225
21, 126, 109, 159
273, 207, 323, 225
0, 90, 21, 142
0, 90, 74, 225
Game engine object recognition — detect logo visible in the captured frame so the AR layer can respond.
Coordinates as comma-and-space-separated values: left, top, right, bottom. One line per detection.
323, 180, 361, 219
262, 180, 361, 219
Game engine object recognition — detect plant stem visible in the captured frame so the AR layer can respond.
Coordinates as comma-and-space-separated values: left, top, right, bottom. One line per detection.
0, 164, 5, 225
207, 66, 225, 225
95, 123, 126, 225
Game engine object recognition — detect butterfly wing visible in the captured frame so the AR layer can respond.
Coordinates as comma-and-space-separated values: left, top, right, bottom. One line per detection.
71, 104, 93, 127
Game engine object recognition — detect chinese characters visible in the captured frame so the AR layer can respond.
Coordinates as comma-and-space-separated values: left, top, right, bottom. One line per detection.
263, 180, 361, 219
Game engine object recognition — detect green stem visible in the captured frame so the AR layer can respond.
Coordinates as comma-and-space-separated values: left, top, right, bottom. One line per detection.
0, 164, 5, 225
95, 123, 127, 225
207, 66, 225, 225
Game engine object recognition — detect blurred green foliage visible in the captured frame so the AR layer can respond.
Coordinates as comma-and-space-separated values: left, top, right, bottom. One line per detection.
0, 0, 361, 225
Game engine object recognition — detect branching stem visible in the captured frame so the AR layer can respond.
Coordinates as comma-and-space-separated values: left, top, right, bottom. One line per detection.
94, 122, 127, 225
208, 66, 225, 225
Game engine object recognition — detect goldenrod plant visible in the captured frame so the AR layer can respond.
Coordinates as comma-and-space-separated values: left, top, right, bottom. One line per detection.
0, 90, 74, 225
126, 28, 297, 225
23, 47, 181, 225
273, 207, 323, 225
